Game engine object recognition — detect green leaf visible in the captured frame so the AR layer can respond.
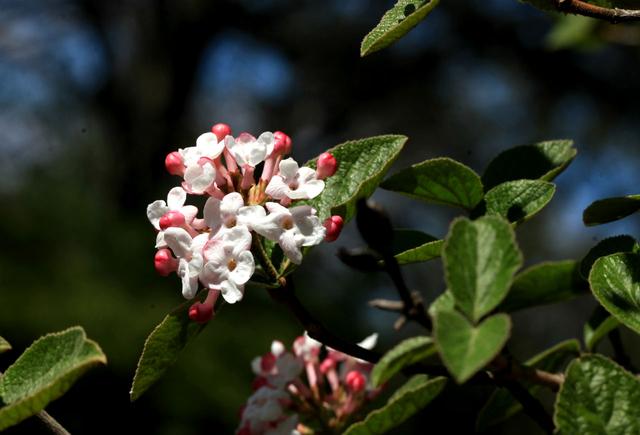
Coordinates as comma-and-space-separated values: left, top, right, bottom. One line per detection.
482, 140, 576, 191
0, 337, 10, 354
381, 157, 484, 210
482, 180, 556, 224
344, 375, 446, 435
433, 311, 511, 384
360, 0, 440, 57
395, 239, 443, 265
391, 229, 438, 255
583, 194, 640, 226
371, 337, 437, 388
589, 252, 640, 335
584, 305, 620, 352
580, 235, 638, 279
305, 135, 407, 222
130, 300, 207, 401
546, 15, 599, 50
444, 216, 522, 322
428, 290, 455, 317
498, 260, 587, 312
477, 339, 580, 431
0, 327, 106, 431
554, 355, 640, 435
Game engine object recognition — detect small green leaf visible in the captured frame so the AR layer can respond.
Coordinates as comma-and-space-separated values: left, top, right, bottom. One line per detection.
344, 375, 446, 435
580, 235, 638, 279
477, 339, 580, 430
583, 194, 640, 226
0, 337, 10, 354
498, 260, 588, 312
371, 336, 437, 388
444, 216, 522, 322
482, 139, 575, 191
395, 239, 443, 265
589, 252, 640, 335
482, 180, 556, 224
391, 229, 438, 255
434, 311, 511, 384
130, 300, 207, 401
584, 306, 620, 352
554, 355, 640, 435
306, 135, 407, 222
360, 0, 440, 57
381, 157, 484, 210
546, 15, 599, 50
428, 290, 455, 317
0, 327, 106, 431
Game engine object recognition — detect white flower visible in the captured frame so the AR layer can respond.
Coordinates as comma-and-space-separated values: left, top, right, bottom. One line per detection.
182, 161, 216, 195
293, 332, 322, 360
225, 132, 275, 168
203, 192, 248, 236
146, 187, 197, 230
266, 158, 324, 201
242, 387, 289, 434
163, 227, 208, 299
242, 203, 325, 264
180, 132, 225, 166
200, 226, 255, 303
178, 132, 224, 195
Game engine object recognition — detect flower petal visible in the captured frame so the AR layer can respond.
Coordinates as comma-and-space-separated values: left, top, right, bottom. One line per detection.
164, 227, 193, 258
147, 200, 168, 229
288, 179, 324, 200
155, 231, 167, 248
278, 158, 299, 181
220, 279, 244, 304
265, 176, 289, 200
180, 205, 198, 224
184, 163, 216, 194
225, 226, 252, 253
221, 192, 245, 217
279, 230, 303, 264
167, 187, 187, 210
258, 131, 275, 157
230, 250, 255, 285
196, 132, 224, 158
203, 197, 222, 232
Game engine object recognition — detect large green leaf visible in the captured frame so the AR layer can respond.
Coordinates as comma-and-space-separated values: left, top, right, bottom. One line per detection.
482, 180, 556, 224
589, 252, 640, 335
482, 140, 575, 191
0, 327, 106, 431
584, 305, 620, 352
344, 375, 446, 435
580, 235, 638, 279
498, 260, 587, 312
0, 337, 10, 354
554, 355, 640, 435
476, 339, 580, 431
381, 157, 484, 210
370, 336, 437, 388
433, 310, 511, 384
130, 300, 207, 401
360, 0, 440, 57
583, 194, 640, 226
444, 216, 522, 322
428, 290, 455, 317
305, 135, 407, 221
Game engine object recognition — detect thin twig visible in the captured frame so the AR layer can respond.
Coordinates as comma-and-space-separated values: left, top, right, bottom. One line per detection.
554, 0, 640, 23
498, 380, 555, 434
491, 354, 564, 392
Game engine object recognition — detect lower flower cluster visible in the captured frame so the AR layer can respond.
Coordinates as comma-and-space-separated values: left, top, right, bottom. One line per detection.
146, 124, 344, 322
237, 333, 381, 435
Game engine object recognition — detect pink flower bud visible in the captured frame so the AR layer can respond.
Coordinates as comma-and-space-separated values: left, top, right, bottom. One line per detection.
154, 248, 178, 276
188, 301, 214, 323
251, 376, 269, 391
323, 215, 344, 242
159, 210, 186, 230
211, 123, 231, 141
165, 151, 185, 176
261, 352, 277, 372
345, 370, 366, 393
316, 152, 338, 179
319, 357, 336, 374
273, 131, 292, 155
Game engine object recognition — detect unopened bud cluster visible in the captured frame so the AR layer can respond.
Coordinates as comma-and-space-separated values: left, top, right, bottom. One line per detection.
237, 333, 381, 434
147, 124, 343, 321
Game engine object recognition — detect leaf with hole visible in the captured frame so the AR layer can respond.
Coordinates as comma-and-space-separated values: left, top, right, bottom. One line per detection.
481, 179, 556, 224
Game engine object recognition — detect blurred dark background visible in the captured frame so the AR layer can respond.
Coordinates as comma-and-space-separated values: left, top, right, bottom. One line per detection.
1, 0, 640, 433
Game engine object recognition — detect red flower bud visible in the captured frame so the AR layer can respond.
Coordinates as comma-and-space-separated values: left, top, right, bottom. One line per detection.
159, 210, 186, 230
165, 151, 185, 176
319, 357, 336, 374
211, 123, 232, 141
316, 152, 338, 179
273, 131, 292, 155
323, 215, 344, 242
154, 248, 178, 276
345, 370, 366, 393
188, 301, 214, 323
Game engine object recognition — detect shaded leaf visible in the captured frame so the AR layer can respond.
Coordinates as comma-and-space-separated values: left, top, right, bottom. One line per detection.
499, 260, 588, 312
477, 339, 580, 431
130, 300, 207, 401
554, 355, 640, 435
482, 180, 556, 224
589, 252, 640, 335
482, 140, 575, 191
344, 375, 446, 435
444, 216, 522, 322
361, 0, 440, 57
305, 135, 407, 221
391, 229, 438, 256
0, 337, 10, 354
584, 305, 620, 352
433, 311, 511, 384
583, 194, 640, 226
381, 157, 483, 210
371, 337, 436, 388
0, 327, 106, 431
395, 239, 443, 265
580, 235, 638, 279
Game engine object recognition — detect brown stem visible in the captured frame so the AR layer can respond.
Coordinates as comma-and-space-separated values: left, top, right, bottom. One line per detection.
499, 380, 555, 434
554, 0, 640, 23
491, 354, 564, 392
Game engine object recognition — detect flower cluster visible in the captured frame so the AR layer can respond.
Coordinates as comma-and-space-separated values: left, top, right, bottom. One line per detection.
147, 124, 343, 322
237, 333, 381, 435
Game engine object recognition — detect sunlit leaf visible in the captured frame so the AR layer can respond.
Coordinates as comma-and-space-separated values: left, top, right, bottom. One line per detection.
580, 235, 638, 279
482, 180, 556, 224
